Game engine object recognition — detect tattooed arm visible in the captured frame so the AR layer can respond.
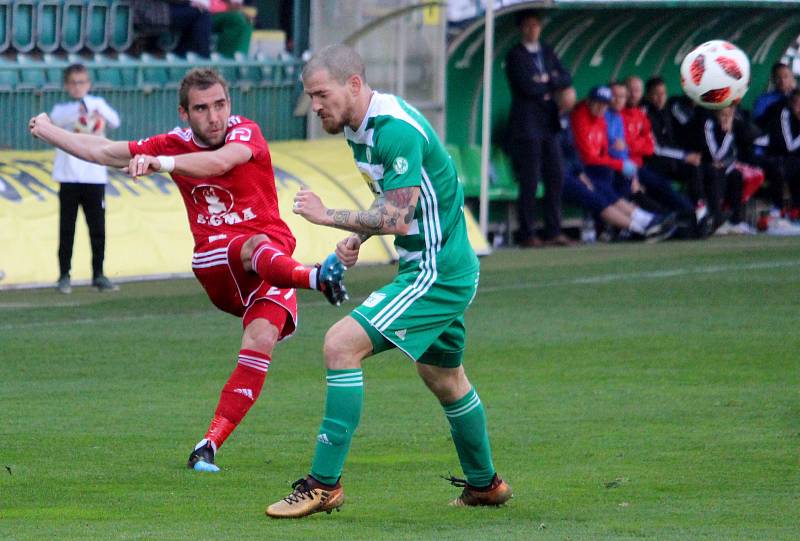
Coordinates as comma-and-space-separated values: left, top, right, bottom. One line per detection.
293, 186, 420, 236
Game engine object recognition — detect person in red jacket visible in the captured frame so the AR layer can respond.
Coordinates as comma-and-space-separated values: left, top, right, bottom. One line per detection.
621, 76, 655, 167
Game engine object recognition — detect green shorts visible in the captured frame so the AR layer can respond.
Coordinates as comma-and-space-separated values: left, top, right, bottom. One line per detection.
351, 268, 479, 367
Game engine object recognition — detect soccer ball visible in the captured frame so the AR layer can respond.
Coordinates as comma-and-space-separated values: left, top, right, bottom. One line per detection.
680, 40, 750, 110
74, 112, 106, 135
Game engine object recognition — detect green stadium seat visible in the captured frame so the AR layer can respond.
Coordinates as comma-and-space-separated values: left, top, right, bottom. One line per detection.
42, 52, 66, 87
0, 0, 11, 54
11, 0, 36, 53
16, 53, 55, 90
0, 54, 19, 90
109, 0, 132, 52
489, 147, 521, 200
91, 53, 122, 89
36, 0, 61, 53
165, 52, 190, 86
210, 52, 238, 84
61, 0, 85, 53
140, 52, 168, 87
116, 52, 139, 86
86, 0, 110, 53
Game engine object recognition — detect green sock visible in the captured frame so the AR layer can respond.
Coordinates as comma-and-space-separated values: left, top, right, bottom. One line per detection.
310, 369, 364, 485
443, 387, 496, 487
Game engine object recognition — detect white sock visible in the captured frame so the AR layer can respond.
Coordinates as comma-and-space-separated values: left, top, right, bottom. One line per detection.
629, 208, 654, 234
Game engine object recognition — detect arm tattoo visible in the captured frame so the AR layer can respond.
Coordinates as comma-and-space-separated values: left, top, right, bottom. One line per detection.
326, 209, 351, 226
327, 188, 418, 234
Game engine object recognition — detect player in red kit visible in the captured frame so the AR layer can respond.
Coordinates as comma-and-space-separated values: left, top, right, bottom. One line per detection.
29, 68, 348, 472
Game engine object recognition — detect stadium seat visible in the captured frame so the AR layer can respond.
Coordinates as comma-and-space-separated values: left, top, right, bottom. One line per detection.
61, 0, 85, 53
91, 53, 122, 89
0, 54, 19, 90
0, 0, 11, 54
210, 52, 238, 84
42, 52, 66, 87
116, 52, 139, 86
86, 0, 110, 53
11, 0, 37, 54
165, 52, 190, 87
489, 146, 521, 200
36, 0, 61, 53
16, 53, 54, 90
140, 52, 168, 88
109, 0, 132, 52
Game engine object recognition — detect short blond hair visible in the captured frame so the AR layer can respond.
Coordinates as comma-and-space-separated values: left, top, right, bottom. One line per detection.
302, 44, 366, 84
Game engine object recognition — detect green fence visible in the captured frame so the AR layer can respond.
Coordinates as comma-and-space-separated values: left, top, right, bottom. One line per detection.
0, 58, 306, 149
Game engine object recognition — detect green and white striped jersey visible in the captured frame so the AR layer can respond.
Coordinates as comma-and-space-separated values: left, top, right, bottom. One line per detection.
344, 92, 478, 277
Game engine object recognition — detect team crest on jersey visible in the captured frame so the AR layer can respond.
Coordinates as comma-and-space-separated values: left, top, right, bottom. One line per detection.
393, 156, 408, 175
191, 184, 256, 227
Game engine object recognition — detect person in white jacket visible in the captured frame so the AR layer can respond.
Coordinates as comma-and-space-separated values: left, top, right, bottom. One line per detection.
50, 64, 121, 293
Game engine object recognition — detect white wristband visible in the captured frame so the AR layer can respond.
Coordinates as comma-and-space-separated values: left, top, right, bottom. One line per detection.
157, 155, 175, 173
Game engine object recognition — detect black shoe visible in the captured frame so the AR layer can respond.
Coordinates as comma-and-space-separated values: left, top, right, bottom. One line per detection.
644, 212, 678, 242
56, 274, 72, 294
92, 275, 119, 292
316, 253, 348, 306
187, 440, 219, 472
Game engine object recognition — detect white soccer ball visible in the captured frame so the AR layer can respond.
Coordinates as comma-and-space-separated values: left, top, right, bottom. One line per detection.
680, 40, 750, 110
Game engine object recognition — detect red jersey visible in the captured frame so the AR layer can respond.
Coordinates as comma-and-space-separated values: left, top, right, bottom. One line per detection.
571, 101, 624, 172
621, 106, 655, 166
128, 115, 295, 252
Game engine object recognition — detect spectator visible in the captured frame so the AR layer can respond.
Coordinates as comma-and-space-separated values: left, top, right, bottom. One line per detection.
764, 88, 800, 234
607, 82, 694, 221
504, 9, 573, 247
753, 62, 797, 129
641, 76, 710, 234
686, 105, 761, 235
210, 0, 253, 57
133, 0, 211, 58
49, 64, 121, 294
558, 87, 675, 241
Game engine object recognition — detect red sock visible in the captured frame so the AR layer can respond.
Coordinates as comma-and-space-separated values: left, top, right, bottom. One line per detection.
204, 349, 270, 449
250, 241, 314, 289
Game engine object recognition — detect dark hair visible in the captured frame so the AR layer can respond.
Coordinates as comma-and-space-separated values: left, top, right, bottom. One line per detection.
63, 63, 88, 82
515, 9, 541, 27
608, 80, 626, 90
771, 62, 790, 80
645, 76, 666, 95
790, 88, 800, 101
179, 68, 229, 110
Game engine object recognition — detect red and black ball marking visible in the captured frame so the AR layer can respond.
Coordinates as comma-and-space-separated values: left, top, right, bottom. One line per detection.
716, 56, 743, 80
690, 54, 705, 85
701, 87, 732, 104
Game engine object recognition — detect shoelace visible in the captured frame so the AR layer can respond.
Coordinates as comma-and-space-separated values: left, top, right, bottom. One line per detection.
283, 478, 314, 504
442, 474, 468, 488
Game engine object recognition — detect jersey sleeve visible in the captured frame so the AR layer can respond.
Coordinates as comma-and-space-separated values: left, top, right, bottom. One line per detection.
376, 120, 425, 191
127, 133, 170, 157
225, 120, 269, 161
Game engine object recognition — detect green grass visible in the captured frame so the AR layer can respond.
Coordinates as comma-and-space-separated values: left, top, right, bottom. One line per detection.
1, 237, 799, 540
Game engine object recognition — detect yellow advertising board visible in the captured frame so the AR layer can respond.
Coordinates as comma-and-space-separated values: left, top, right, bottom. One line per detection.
0, 139, 488, 288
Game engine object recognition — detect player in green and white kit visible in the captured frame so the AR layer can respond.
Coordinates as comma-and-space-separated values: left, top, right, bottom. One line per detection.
266, 44, 512, 518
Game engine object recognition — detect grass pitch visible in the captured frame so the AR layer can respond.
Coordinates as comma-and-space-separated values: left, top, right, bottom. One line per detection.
1, 237, 798, 540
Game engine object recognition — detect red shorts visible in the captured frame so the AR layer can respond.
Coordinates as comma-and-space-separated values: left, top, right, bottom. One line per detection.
191, 234, 297, 340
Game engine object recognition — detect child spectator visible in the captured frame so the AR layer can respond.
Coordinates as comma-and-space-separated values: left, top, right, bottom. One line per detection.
50, 64, 121, 293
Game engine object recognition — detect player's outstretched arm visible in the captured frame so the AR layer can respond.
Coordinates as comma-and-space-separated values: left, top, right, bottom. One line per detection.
28, 113, 131, 167
127, 143, 252, 178
293, 186, 419, 236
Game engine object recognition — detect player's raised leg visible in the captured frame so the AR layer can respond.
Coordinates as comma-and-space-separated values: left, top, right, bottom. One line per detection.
416, 363, 512, 506
265, 316, 372, 518
188, 305, 283, 472
241, 234, 349, 306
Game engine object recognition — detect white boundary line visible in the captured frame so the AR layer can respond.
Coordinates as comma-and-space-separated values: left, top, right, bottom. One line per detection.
1, 260, 798, 331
